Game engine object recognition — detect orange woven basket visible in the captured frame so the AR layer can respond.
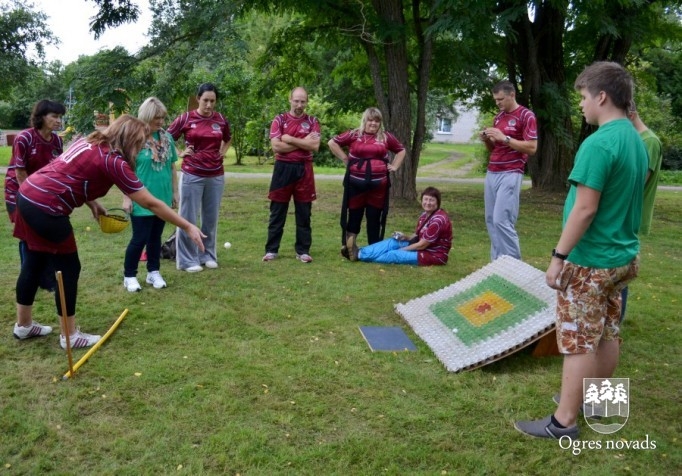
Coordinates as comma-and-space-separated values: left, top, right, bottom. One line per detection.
99, 208, 130, 233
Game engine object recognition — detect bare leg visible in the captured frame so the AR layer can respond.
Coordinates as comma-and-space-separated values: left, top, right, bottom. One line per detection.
554, 338, 619, 427
554, 353, 596, 427
17, 303, 33, 327
595, 338, 619, 378
60, 316, 77, 336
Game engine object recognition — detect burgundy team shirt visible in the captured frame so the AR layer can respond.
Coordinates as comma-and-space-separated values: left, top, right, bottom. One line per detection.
168, 110, 232, 177
488, 105, 537, 174
19, 139, 144, 215
415, 209, 453, 266
269, 113, 320, 163
332, 130, 404, 181
4, 128, 63, 213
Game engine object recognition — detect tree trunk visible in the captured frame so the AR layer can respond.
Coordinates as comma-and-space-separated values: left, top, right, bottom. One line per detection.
503, 0, 575, 191
530, 1, 573, 190
529, 118, 573, 191
363, 42, 389, 116
372, 0, 415, 200
407, 0, 434, 201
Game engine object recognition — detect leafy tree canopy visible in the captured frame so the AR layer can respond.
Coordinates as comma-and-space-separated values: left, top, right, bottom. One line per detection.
0, 0, 54, 99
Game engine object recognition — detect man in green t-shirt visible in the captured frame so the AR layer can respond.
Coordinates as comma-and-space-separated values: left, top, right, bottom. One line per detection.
620, 102, 663, 321
628, 101, 662, 236
514, 62, 647, 440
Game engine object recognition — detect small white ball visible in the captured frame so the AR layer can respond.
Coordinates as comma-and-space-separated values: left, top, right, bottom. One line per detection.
86, 226, 91, 232
224, 242, 232, 249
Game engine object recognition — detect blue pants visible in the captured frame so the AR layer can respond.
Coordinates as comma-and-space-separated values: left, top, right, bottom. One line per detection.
485, 171, 522, 260
359, 238, 418, 265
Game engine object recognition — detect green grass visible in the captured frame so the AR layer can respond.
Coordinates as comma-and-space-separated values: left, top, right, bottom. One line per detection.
418, 143, 479, 167
0, 177, 680, 474
659, 170, 682, 185
0, 145, 10, 164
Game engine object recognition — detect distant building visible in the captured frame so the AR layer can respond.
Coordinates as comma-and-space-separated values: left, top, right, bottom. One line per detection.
433, 104, 479, 144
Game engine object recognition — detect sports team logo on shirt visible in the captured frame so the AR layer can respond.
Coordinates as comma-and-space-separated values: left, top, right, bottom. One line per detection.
212, 123, 221, 131
508, 119, 517, 127
301, 122, 311, 132
583, 378, 630, 434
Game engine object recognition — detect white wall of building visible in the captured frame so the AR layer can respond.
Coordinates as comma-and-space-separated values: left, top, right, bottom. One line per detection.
432, 105, 479, 144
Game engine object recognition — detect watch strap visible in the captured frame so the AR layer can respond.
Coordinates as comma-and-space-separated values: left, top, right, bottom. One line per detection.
552, 249, 569, 260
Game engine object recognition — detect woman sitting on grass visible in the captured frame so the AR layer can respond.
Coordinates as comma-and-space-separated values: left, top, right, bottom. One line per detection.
344, 186, 452, 266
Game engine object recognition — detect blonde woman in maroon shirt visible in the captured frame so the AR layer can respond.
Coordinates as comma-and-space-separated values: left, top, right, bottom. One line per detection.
328, 107, 405, 255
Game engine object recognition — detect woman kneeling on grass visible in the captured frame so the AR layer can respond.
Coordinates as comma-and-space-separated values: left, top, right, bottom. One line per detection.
343, 186, 452, 266
12, 115, 205, 350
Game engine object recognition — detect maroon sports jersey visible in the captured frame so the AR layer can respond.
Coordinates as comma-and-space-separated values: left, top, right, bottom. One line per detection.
488, 105, 537, 174
415, 209, 453, 266
168, 110, 232, 177
332, 130, 404, 180
19, 138, 144, 216
4, 128, 63, 210
269, 112, 320, 163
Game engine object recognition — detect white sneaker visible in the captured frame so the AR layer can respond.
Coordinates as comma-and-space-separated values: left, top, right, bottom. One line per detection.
13, 321, 53, 340
123, 276, 142, 292
183, 265, 203, 273
146, 271, 167, 289
203, 260, 218, 269
296, 253, 313, 263
61, 329, 101, 349
262, 252, 278, 262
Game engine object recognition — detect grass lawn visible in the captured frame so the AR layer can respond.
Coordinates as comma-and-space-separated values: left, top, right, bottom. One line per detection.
0, 177, 680, 474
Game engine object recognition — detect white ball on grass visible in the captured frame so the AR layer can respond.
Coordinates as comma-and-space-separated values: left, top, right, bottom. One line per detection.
224, 242, 232, 249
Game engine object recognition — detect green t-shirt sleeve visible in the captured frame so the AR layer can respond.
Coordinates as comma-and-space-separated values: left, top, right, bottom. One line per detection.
568, 140, 610, 192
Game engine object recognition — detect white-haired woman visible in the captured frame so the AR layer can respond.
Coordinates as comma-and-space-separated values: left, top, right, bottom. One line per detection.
122, 97, 179, 292
328, 107, 406, 254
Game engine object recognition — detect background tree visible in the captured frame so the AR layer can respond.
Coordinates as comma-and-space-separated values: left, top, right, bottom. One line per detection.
64, 47, 143, 133
240, 0, 445, 199
0, 0, 54, 100
5, 0, 680, 192
434, 0, 682, 191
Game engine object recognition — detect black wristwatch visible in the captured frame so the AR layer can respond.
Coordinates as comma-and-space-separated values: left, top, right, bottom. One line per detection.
552, 249, 569, 260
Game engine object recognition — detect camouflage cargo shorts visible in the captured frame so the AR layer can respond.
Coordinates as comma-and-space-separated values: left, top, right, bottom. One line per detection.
555, 256, 640, 354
